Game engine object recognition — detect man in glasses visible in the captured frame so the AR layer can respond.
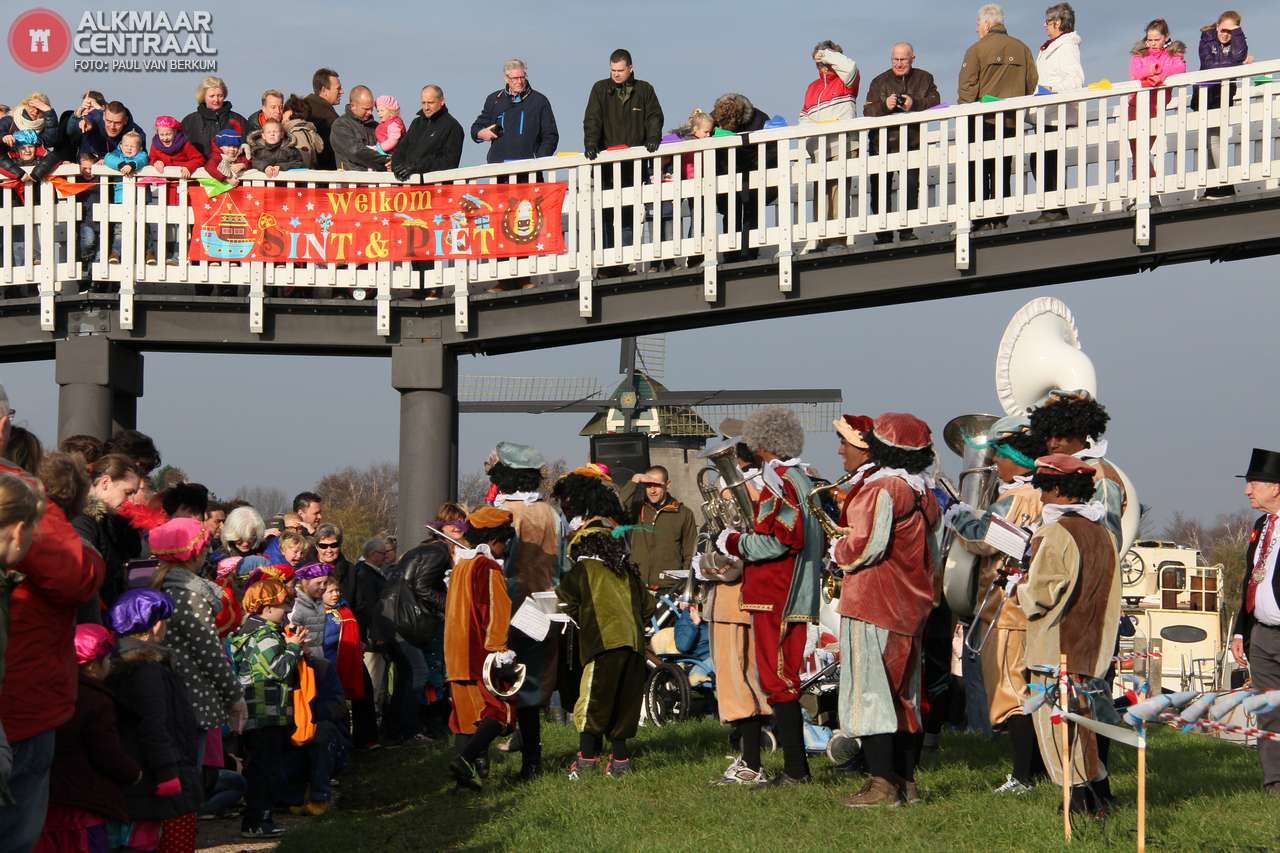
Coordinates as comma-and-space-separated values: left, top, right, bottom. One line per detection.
471, 59, 559, 165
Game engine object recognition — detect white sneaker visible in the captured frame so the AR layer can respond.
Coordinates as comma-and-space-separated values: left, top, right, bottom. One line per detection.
714, 757, 767, 786
993, 774, 1033, 795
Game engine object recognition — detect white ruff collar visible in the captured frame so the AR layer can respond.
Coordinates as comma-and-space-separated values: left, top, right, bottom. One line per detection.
453, 544, 497, 563
761, 458, 803, 498
1074, 439, 1108, 461
999, 474, 1034, 494
495, 491, 541, 504
568, 516, 586, 532
1041, 501, 1106, 526
866, 466, 935, 495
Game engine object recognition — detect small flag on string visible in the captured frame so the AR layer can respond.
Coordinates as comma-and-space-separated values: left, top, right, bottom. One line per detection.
197, 177, 234, 198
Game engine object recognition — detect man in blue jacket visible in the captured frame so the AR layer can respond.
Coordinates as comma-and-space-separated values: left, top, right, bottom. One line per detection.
471, 59, 559, 164
67, 101, 146, 158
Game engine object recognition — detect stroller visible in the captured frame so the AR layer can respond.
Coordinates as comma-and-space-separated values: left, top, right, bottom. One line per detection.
642, 572, 717, 726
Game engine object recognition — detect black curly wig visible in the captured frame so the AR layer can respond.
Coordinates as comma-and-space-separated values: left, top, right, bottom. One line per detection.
488, 461, 543, 495
1031, 471, 1096, 503
998, 429, 1048, 462
735, 442, 761, 468
551, 473, 627, 523
467, 523, 516, 547
568, 527, 640, 579
866, 431, 935, 475
1028, 396, 1110, 443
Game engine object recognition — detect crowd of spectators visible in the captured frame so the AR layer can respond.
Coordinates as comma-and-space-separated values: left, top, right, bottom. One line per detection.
0, 381, 458, 848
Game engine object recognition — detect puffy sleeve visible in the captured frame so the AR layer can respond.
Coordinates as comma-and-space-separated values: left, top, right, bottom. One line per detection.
484, 563, 512, 652
722, 478, 803, 562
1019, 524, 1079, 621
834, 486, 895, 569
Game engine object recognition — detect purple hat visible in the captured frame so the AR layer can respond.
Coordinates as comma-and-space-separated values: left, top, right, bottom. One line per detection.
109, 588, 176, 635
294, 562, 332, 581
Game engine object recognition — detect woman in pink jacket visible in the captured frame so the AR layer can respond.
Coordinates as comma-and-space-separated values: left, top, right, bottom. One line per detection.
1128, 18, 1186, 180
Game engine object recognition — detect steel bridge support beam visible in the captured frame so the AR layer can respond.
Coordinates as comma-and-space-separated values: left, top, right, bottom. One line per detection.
393, 335, 457, 548
55, 336, 143, 442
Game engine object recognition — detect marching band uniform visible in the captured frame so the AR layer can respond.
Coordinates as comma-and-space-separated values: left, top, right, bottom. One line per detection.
487, 442, 566, 777
945, 415, 1045, 792
1231, 448, 1280, 793
716, 408, 824, 784
445, 508, 517, 791
1019, 455, 1120, 817
832, 413, 941, 807
704, 465, 772, 784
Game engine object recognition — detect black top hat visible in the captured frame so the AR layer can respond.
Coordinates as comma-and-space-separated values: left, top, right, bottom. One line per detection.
1237, 448, 1280, 483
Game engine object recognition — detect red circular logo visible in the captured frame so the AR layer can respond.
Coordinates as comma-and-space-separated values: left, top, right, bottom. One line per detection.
8, 8, 71, 73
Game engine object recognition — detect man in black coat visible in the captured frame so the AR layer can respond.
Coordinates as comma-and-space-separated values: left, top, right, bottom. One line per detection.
471, 60, 559, 164
1231, 447, 1280, 793
65, 101, 146, 159
305, 68, 342, 170
392, 85, 464, 180
581, 49, 663, 265
331, 86, 389, 173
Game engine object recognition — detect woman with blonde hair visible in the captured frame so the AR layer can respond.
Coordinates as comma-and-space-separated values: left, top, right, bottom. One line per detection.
180, 75, 247, 157
0, 91, 58, 150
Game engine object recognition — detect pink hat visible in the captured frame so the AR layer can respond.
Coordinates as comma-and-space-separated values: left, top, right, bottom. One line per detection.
75, 623, 115, 665
149, 517, 211, 563
375, 95, 400, 112
216, 555, 242, 581
155, 115, 180, 129
871, 412, 933, 452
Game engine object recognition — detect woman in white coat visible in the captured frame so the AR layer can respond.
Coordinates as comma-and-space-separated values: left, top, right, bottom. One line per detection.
1033, 3, 1085, 222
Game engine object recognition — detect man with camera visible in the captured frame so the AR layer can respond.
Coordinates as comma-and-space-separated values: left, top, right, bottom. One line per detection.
863, 42, 940, 244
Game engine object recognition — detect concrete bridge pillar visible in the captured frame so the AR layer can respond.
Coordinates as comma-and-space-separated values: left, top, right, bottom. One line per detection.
55, 336, 143, 442
392, 336, 457, 548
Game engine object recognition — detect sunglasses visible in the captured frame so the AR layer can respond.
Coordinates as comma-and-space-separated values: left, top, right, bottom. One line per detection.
317, 541, 340, 549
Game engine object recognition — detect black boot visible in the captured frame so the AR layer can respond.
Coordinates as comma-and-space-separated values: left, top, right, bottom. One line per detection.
770, 701, 810, 781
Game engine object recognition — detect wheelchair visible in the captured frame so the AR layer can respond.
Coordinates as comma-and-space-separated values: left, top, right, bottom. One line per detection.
642, 580, 716, 727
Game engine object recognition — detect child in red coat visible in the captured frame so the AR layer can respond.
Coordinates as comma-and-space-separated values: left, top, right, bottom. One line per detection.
147, 116, 204, 264
204, 129, 250, 186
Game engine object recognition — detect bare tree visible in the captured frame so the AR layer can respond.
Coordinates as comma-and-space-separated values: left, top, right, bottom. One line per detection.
458, 469, 488, 509
234, 485, 289, 519
315, 463, 399, 561
538, 458, 571, 497
1161, 511, 1205, 551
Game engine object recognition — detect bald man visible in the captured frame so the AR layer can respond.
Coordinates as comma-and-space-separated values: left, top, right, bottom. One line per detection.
392, 84, 464, 180
863, 42, 940, 243
331, 84, 390, 171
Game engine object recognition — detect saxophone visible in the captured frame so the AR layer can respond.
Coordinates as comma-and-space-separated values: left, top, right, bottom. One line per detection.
806, 470, 857, 601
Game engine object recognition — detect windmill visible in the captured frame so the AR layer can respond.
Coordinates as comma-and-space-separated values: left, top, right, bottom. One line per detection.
458, 335, 842, 516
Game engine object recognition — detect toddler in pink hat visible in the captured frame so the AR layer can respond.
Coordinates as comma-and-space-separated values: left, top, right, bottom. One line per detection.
372, 95, 406, 156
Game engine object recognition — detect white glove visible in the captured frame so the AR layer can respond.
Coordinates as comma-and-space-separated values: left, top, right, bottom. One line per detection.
827, 537, 844, 565
1003, 570, 1024, 596
495, 649, 517, 666
691, 553, 706, 581
943, 501, 976, 530
715, 528, 735, 556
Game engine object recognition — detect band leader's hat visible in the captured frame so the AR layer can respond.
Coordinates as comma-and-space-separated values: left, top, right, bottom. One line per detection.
1237, 448, 1280, 483
871, 412, 932, 451
833, 415, 872, 449
1034, 453, 1095, 477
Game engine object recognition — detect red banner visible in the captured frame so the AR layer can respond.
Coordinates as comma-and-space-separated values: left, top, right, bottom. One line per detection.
188, 182, 567, 263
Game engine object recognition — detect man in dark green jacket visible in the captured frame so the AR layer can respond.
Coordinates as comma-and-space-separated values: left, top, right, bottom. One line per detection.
582, 49, 664, 265
619, 466, 698, 590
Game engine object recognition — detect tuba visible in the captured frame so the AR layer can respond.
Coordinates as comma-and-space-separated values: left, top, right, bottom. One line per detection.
939, 414, 1001, 621
690, 440, 757, 599
994, 296, 1141, 555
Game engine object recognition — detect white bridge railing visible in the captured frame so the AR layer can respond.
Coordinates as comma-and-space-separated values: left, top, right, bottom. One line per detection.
2, 60, 1278, 337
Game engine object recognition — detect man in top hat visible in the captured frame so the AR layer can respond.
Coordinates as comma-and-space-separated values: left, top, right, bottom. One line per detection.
1027, 389, 1127, 548
445, 507, 519, 791
484, 442, 565, 779
711, 406, 824, 786
1231, 447, 1280, 794
945, 415, 1047, 794
1018, 453, 1120, 818
830, 412, 941, 807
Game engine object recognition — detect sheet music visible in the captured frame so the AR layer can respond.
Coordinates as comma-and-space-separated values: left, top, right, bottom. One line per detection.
983, 516, 1030, 560
510, 598, 551, 641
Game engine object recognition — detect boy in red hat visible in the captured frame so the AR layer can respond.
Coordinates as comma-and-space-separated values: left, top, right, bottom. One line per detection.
831, 412, 941, 807
1018, 453, 1120, 819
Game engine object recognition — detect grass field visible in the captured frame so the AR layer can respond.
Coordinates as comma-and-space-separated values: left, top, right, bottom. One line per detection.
276, 718, 1277, 852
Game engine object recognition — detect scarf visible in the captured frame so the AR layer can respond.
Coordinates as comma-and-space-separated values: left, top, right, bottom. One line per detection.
151, 131, 191, 156
13, 108, 43, 133
1040, 501, 1106, 526
865, 466, 935, 496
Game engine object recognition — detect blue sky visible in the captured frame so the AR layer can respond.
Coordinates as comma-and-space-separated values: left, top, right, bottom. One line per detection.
2, 1, 1277, 528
